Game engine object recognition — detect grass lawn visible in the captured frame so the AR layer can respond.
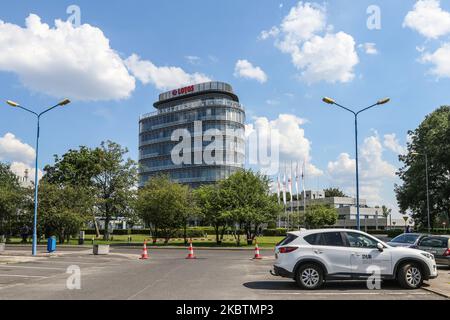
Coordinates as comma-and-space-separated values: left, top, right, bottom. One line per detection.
5, 235, 284, 248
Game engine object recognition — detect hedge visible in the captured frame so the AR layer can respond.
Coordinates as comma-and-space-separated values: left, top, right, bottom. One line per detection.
263, 228, 287, 237
386, 229, 404, 238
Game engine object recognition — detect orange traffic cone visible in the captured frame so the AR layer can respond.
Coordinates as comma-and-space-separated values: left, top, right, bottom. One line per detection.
186, 238, 196, 259
140, 240, 149, 260
253, 242, 262, 260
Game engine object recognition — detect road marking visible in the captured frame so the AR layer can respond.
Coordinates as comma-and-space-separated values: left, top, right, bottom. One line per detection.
0, 265, 66, 271
35, 260, 120, 266
0, 274, 47, 278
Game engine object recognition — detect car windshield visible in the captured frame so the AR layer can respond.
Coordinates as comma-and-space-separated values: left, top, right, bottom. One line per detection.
392, 234, 420, 244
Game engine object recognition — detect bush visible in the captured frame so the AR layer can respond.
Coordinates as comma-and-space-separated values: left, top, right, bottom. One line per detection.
368, 230, 389, 235
82, 229, 99, 235
263, 228, 287, 237
130, 229, 151, 235
112, 229, 131, 235
418, 228, 450, 235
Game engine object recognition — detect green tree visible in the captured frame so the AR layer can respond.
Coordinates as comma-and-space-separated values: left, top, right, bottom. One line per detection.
0, 163, 30, 240
135, 175, 192, 244
381, 205, 392, 228
38, 181, 93, 243
44, 141, 138, 240
324, 187, 347, 198
194, 184, 229, 244
395, 106, 450, 229
304, 204, 338, 228
217, 170, 282, 245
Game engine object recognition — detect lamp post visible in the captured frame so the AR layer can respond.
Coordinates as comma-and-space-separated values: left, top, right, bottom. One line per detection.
6, 99, 71, 256
322, 97, 390, 230
411, 151, 431, 234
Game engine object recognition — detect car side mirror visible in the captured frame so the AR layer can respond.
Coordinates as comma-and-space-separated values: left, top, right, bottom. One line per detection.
377, 243, 384, 252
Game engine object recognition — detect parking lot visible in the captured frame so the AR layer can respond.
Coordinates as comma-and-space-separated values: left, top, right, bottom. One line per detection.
0, 247, 447, 300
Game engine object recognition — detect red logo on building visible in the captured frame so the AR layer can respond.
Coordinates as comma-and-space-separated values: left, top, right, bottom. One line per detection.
172, 85, 195, 97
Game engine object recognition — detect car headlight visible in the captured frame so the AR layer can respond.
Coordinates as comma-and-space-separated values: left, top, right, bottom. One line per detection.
421, 252, 435, 260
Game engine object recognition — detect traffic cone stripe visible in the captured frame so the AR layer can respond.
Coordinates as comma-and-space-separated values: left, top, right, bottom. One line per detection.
186, 239, 196, 259
253, 243, 262, 259
140, 240, 149, 260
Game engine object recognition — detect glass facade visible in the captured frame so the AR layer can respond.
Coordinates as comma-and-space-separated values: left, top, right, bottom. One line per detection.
139, 81, 245, 188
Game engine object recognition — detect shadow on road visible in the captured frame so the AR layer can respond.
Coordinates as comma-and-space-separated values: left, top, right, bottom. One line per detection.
243, 280, 408, 291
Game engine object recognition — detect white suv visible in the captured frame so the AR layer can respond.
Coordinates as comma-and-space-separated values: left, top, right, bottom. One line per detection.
272, 229, 438, 290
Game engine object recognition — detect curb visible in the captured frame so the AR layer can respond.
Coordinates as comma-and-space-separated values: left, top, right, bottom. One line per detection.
422, 286, 450, 299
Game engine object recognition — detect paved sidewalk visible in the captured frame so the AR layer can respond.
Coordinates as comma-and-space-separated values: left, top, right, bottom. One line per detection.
423, 267, 450, 298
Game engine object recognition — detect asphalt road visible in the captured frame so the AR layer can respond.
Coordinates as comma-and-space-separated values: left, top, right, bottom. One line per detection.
0, 247, 446, 300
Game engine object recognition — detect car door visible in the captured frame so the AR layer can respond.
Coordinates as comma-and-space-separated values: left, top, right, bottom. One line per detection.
418, 236, 448, 259
344, 232, 392, 276
314, 232, 352, 275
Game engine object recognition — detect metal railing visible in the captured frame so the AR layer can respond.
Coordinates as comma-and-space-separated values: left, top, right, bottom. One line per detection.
140, 98, 244, 120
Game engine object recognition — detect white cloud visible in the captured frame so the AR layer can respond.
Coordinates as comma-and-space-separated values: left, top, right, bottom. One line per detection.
360, 135, 396, 180
403, 0, 450, 39
383, 133, 407, 154
266, 99, 280, 105
262, 1, 359, 84
359, 42, 378, 55
327, 133, 396, 204
259, 26, 280, 40
0, 14, 135, 101
0, 133, 42, 183
290, 32, 359, 84
421, 43, 450, 78
246, 114, 323, 176
234, 59, 268, 83
125, 54, 211, 90
0, 133, 35, 164
185, 55, 201, 65
10, 161, 42, 183
327, 153, 355, 178
278, 2, 326, 48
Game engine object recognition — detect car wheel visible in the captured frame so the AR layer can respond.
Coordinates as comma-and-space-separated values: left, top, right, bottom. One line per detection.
295, 263, 324, 290
398, 263, 423, 289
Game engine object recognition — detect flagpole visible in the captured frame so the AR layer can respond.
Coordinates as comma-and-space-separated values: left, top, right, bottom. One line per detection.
282, 165, 287, 230
296, 162, 300, 230
277, 175, 281, 228
302, 160, 307, 228
290, 161, 294, 231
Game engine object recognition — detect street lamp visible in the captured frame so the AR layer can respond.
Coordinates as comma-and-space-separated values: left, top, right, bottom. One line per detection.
322, 97, 390, 230
6, 98, 71, 256
411, 151, 431, 234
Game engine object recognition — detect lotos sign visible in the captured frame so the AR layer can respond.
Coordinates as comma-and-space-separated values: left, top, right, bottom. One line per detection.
172, 85, 195, 97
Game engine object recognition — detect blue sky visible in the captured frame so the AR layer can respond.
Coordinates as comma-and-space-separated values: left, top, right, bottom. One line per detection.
1, 0, 450, 216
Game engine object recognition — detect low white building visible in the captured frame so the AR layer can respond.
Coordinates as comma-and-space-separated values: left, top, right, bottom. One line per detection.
285, 192, 406, 231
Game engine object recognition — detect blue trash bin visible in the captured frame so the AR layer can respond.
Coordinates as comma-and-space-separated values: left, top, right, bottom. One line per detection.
47, 236, 56, 253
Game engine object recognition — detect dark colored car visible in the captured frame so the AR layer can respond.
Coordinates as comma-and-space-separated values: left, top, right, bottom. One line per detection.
416, 235, 450, 267
387, 233, 428, 248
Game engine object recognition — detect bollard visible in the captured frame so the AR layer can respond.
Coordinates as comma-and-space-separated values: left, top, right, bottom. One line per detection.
78, 231, 85, 245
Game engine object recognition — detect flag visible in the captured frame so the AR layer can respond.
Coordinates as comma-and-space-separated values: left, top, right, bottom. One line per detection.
282, 171, 287, 205
276, 175, 281, 204
288, 176, 292, 201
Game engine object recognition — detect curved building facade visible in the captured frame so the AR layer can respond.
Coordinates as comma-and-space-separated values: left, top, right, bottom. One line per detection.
139, 81, 245, 188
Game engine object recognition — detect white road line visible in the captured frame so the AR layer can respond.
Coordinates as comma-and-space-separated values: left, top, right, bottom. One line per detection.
0, 274, 47, 278
0, 265, 66, 271
35, 260, 119, 266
